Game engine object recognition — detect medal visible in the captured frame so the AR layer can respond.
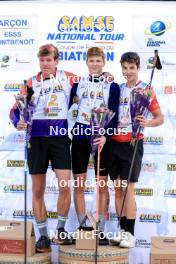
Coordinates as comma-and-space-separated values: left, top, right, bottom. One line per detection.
120, 116, 129, 126
44, 107, 49, 115
119, 87, 130, 127
41, 74, 59, 117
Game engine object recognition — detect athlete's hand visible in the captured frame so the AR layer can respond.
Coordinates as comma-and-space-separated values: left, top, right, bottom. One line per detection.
17, 120, 27, 131
103, 72, 114, 83
73, 96, 80, 104
136, 115, 150, 128
93, 136, 106, 151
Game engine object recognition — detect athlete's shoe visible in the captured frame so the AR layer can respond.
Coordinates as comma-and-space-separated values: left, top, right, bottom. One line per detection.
54, 227, 72, 245
99, 232, 109, 245
36, 236, 51, 253
109, 229, 126, 245
119, 232, 136, 248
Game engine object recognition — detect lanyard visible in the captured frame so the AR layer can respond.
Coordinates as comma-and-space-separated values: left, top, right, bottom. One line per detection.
122, 80, 141, 103
40, 71, 69, 106
87, 82, 99, 109
40, 73, 56, 106
87, 81, 106, 109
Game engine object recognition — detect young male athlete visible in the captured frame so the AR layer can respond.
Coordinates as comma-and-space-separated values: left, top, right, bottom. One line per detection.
10, 44, 76, 252
69, 47, 120, 244
109, 51, 163, 248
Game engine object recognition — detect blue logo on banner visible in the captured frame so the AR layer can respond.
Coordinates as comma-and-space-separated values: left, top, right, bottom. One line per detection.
145, 21, 171, 36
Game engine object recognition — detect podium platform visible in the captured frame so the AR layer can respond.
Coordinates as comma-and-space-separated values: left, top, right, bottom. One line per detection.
0, 252, 51, 263
59, 244, 128, 263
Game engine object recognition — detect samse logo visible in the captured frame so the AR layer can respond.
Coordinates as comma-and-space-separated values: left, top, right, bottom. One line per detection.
57, 16, 114, 32
139, 214, 161, 223
143, 136, 163, 144
7, 160, 25, 167
4, 185, 24, 192
13, 210, 57, 219
135, 188, 153, 196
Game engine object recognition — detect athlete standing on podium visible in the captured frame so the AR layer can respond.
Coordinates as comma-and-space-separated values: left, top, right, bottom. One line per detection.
10, 44, 77, 252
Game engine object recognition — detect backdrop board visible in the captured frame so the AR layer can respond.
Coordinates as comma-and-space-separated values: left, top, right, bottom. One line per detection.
0, 1, 176, 263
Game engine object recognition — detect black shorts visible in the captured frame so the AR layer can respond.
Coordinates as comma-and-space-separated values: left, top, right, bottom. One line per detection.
109, 140, 143, 182
71, 137, 109, 176
27, 136, 71, 174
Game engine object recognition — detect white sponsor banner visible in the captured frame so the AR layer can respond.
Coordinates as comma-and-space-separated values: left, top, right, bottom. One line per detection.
0, 15, 38, 71
132, 16, 176, 53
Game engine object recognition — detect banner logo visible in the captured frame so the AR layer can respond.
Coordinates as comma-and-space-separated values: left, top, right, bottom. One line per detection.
145, 20, 171, 47
47, 15, 125, 61
4, 185, 24, 193
167, 164, 176, 171
142, 162, 157, 172
143, 136, 163, 145
139, 214, 161, 223
135, 188, 153, 196
164, 190, 176, 197
145, 21, 171, 37
7, 160, 25, 167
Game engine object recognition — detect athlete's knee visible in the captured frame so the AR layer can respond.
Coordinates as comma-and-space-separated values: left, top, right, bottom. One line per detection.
115, 187, 123, 199
59, 185, 70, 197
99, 184, 108, 194
74, 185, 85, 193
32, 188, 45, 199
